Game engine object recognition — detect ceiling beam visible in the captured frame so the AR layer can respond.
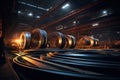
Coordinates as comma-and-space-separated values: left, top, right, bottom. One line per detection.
36, 0, 68, 23
40, 0, 104, 29
18, 1, 48, 11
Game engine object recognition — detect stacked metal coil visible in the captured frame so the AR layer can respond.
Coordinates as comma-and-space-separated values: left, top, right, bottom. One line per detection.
79, 36, 99, 47
19, 32, 31, 49
30, 29, 47, 49
64, 35, 76, 48
48, 32, 66, 48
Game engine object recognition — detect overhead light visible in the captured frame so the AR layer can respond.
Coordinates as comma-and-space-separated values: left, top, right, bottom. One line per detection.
73, 21, 76, 24
92, 23, 99, 27
18, 11, 21, 14
102, 10, 108, 17
117, 31, 120, 34
36, 16, 40, 18
46, 9, 49, 11
102, 10, 107, 14
62, 3, 70, 9
28, 13, 33, 16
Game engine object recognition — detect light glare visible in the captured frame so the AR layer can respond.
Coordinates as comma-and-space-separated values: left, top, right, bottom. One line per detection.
92, 23, 99, 27
36, 16, 40, 18
102, 10, 107, 14
62, 3, 70, 9
28, 13, 33, 16
18, 11, 21, 14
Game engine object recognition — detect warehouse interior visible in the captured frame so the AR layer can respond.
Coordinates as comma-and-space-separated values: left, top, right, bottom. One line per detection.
0, 0, 120, 80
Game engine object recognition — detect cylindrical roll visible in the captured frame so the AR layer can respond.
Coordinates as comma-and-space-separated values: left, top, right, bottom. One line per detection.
19, 32, 31, 49
79, 36, 99, 47
31, 28, 47, 49
48, 32, 65, 48
65, 35, 76, 48
89, 37, 99, 46
93, 38, 99, 46
79, 37, 91, 45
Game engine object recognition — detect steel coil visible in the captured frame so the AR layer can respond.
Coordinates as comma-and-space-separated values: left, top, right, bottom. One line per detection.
79, 36, 99, 47
79, 37, 91, 45
48, 32, 65, 48
31, 28, 47, 49
93, 38, 99, 46
65, 35, 76, 48
19, 32, 31, 49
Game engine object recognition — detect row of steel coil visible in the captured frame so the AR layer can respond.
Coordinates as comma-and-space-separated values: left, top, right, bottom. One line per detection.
19, 28, 76, 49
19, 28, 99, 50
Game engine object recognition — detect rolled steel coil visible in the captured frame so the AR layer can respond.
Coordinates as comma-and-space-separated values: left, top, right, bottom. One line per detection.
79, 37, 91, 45
65, 35, 76, 48
89, 37, 99, 46
31, 28, 47, 49
48, 32, 65, 48
79, 36, 99, 47
19, 32, 31, 49
93, 38, 99, 46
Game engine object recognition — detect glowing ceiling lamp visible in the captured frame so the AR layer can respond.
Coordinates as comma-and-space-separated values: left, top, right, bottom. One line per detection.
92, 23, 99, 27
62, 3, 70, 9
102, 10, 107, 14
36, 16, 40, 18
28, 13, 33, 16
18, 11, 21, 14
